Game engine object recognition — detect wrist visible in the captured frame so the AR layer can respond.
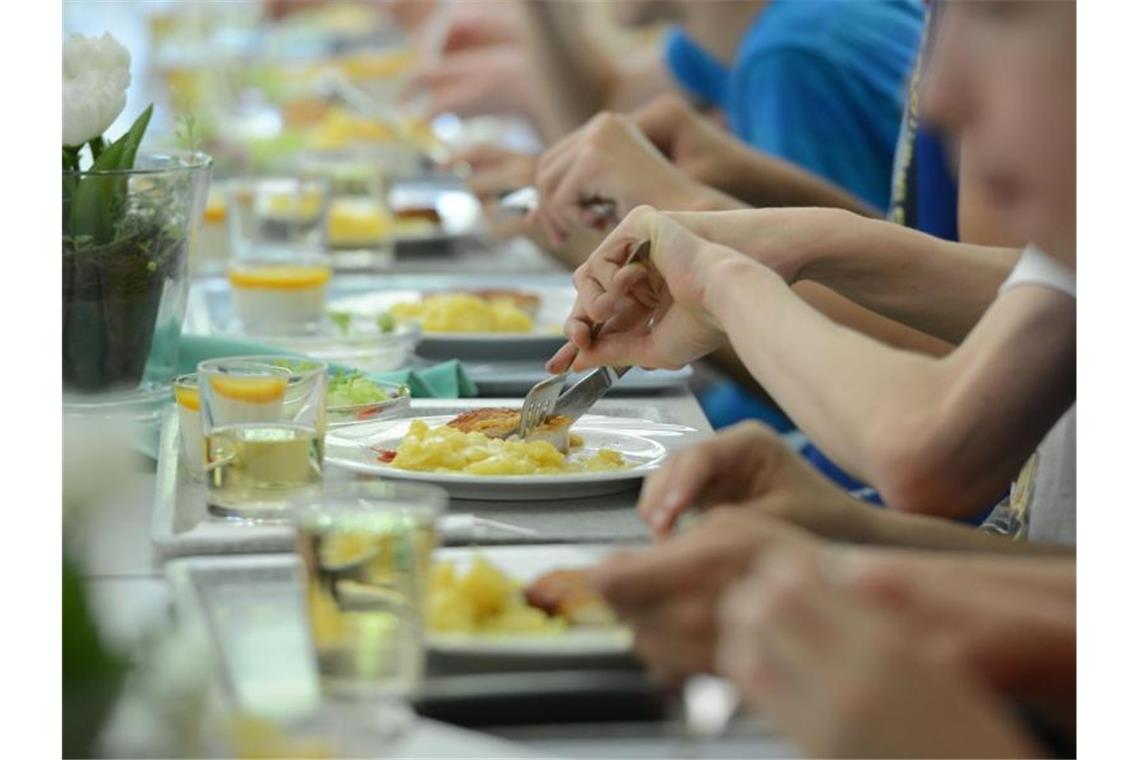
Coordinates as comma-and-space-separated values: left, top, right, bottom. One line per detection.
702, 252, 780, 324
794, 208, 875, 285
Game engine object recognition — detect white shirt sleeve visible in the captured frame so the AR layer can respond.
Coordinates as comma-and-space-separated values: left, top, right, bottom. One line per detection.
999, 244, 1076, 299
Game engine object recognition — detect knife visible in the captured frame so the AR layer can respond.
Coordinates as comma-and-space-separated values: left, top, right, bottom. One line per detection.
498, 186, 618, 222
551, 239, 651, 422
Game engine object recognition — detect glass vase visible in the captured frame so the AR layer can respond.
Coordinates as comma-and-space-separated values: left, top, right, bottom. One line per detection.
63, 150, 212, 418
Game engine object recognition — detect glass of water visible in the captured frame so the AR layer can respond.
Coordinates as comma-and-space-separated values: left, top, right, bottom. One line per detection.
198, 356, 327, 521
226, 176, 331, 260
291, 481, 447, 701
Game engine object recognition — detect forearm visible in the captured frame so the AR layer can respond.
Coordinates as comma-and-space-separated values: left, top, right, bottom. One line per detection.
793, 282, 953, 356
520, 1, 617, 140
707, 258, 944, 484
799, 214, 1020, 343
677, 208, 1020, 343
704, 258, 1074, 517
853, 506, 1075, 558
713, 140, 879, 216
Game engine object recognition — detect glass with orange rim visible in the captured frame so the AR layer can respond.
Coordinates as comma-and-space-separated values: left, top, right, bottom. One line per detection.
198, 356, 328, 521
225, 176, 333, 334
173, 373, 206, 480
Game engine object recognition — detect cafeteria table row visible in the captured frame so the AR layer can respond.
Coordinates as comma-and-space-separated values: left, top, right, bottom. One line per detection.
73, 239, 798, 757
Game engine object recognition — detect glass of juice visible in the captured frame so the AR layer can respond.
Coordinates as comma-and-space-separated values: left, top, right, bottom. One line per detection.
198, 356, 327, 522
291, 481, 447, 702
173, 373, 205, 480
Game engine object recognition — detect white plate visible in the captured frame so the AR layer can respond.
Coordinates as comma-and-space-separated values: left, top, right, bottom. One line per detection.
325, 413, 704, 501
428, 544, 632, 657
167, 545, 637, 670
327, 287, 575, 362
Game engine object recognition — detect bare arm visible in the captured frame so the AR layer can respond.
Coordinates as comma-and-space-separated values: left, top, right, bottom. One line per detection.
632, 94, 879, 216
707, 258, 1075, 517
853, 506, 1075, 556
520, 1, 671, 141
672, 207, 1020, 343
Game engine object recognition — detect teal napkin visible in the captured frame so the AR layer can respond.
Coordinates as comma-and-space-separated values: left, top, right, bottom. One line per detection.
177, 334, 477, 398
136, 335, 477, 459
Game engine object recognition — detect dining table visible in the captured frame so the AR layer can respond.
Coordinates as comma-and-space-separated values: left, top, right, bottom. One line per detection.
72, 231, 800, 758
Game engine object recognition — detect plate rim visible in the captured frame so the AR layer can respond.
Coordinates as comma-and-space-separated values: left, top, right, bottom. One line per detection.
325, 413, 695, 486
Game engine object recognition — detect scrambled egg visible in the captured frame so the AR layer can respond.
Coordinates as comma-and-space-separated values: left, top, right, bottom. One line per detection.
388, 420, 625, 475
389, 294, 534, 333
428, 557, 565, 635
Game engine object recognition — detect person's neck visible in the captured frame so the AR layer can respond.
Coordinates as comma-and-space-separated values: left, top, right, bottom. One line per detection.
681, 0, 770, 65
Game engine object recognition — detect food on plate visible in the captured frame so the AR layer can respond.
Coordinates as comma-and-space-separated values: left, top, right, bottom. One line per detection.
447, 408, 573, 453
327, 309, 397, 336
326, 372, 404, 408
392, 206, 443, 225
428, 555, 616, 635
326, 373, 408, 424
524, 568, 618, 627
375, 417, 622, 475
327, 198, 391, 247
389, 293, 534, 333
228, 261, 332, 331
463, 289, 540, 318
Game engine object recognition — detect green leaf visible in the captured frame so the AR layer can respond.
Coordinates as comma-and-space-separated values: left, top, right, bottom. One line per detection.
69, 105, 154, 244
328, 310, 352, 336
88, 135, 106, 162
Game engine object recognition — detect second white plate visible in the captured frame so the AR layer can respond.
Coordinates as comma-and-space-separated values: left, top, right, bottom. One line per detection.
325, 413, 704, 501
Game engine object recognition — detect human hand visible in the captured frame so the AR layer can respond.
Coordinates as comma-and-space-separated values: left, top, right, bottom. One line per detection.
633, 94, 740, 189
717, 551, 1044, 758
843, 553, 1076, 724
402, 46, 534, 120
591, 511, 822, 683
428, 1, 524, 54
636, 420, 874, 539
445, 143, 536, 202
531, 112, 723, 244
545, 206, 750, 374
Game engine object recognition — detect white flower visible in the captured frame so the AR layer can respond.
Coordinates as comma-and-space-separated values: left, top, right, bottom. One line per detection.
63, 32, 131, 147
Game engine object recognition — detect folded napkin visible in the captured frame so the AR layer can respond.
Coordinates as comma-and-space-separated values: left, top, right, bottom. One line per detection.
177, 334, 478, 398
134, 334, 478, 459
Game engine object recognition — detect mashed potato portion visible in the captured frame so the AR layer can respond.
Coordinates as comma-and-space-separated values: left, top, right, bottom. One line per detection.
387, 420, 625, 475
389, 294, 533, 333
428, 556, 566, 635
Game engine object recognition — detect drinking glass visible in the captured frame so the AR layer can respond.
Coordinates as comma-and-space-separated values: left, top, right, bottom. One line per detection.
297, 151, 392, 253
173, 373, 205, 480
291, 481, 447, 701
225, 177, 334, 334
198, 356, 327, 521
226, 176, 331, 260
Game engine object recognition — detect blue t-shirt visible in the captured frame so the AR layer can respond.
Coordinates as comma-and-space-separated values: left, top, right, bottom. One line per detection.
664, 0, 924, 213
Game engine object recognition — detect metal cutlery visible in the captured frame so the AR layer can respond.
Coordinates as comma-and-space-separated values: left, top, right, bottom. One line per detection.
497, 186, 618, 223
516, 371, 568, 438
515, 239, 651, 430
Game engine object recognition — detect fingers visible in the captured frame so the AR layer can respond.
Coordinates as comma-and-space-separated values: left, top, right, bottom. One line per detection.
534, 137, 583, 241
638, 444, 719, 536
590, 536, 721, 613
637, 421, 786, 536
467, 161, 534, 200
545, 341, 580, 375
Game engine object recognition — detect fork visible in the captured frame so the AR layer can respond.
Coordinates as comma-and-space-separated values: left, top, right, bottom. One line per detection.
516, 239, 651, 437
516, 371, 568, 438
